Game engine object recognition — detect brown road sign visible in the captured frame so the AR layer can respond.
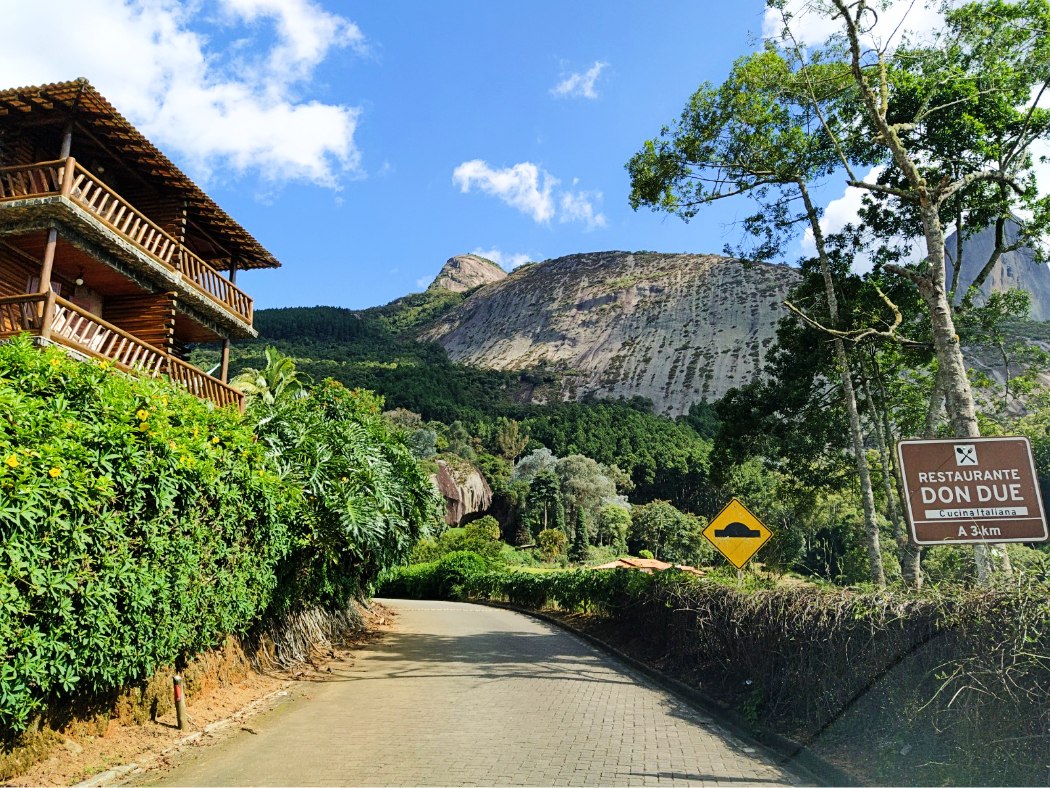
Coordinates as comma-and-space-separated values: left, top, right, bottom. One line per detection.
703, 498, 773, 569
897, 436, 1048, 545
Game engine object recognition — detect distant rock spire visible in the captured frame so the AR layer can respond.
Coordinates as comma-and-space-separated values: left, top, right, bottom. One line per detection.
428, 254, 507, 293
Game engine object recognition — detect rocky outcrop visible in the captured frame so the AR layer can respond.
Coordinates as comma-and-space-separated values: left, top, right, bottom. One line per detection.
431, 459, 493, 525
946, 222, 1050, 320
420, 251, 799, 416
428, 254, 507, 294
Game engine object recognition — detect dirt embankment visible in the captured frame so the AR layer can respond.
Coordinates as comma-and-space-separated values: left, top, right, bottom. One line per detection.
2, 604, 393, 787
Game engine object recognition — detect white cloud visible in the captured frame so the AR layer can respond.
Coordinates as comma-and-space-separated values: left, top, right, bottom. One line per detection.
416, 277, 430, 289
763, 0, 947, 50
453, 160, 557, 223
802, 166, 928, 273
559, 190, 607, 230
452, 160, 607, 229
551, 61, 608, 100
0, 0, 364, 188
472, 247, 531, 269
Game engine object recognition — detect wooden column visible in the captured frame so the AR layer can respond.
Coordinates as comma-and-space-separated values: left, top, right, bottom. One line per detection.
59, 118, 74, 160
37, 228, 59, 331
219, 260, 239, 383
39, 228, 58, 291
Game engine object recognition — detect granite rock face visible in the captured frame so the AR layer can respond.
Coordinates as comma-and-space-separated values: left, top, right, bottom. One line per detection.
428, 254, 508, 294
946, 222, 1050, 320
421, 251, 799, 416
431, 459, 494, 526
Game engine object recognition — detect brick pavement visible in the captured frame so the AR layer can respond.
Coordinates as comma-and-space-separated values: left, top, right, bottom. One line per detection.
139, 600, 802, 787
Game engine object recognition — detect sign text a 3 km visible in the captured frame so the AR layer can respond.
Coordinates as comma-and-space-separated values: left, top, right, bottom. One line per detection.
897, 436, 1049, 545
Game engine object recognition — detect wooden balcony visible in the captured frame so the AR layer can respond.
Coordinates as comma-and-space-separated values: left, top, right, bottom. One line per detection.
0, 159, 253, 325
0, 292, 243, 410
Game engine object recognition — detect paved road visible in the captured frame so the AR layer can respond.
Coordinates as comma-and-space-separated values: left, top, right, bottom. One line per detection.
141, 600, 800, 787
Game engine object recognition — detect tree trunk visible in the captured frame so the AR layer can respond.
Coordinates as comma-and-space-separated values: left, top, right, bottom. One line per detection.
862, 356, 918, 588
833, 1, 994, 583
799, 181, 886, 587
914, 206, 992, 583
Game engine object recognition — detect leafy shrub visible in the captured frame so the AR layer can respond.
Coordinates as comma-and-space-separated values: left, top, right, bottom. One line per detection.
434, 551, 490, 598
409, 517, 504, 564
0, 338, 288, 733
0, 337, 439, 735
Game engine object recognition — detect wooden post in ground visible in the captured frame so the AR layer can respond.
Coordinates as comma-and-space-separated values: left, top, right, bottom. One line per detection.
173, 675, 187, 730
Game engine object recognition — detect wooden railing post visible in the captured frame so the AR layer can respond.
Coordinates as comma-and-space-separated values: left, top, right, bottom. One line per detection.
40, 290, 56, 340
60, 156, 76, 197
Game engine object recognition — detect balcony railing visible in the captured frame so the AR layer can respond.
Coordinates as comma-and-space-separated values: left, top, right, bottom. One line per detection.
0, 292, 243, 410
0, 158, 253, 325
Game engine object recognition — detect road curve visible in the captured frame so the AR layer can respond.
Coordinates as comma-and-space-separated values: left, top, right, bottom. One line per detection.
140, 600, 800, 787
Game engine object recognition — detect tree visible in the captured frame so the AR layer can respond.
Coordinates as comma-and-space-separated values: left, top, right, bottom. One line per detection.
555, 454, 621, 528
537, 529, 568, 563
626, 47, 888, 585
521, 470, 565, 538
596, 504, 631, 552
796, 0, 1050, 582
628, 500, 709, 565
569, 508, 590, 563
495, 417, 529, 461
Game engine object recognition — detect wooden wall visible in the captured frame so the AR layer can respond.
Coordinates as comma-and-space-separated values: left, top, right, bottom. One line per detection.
0, 244, 36, 297
104, 292, 177, 353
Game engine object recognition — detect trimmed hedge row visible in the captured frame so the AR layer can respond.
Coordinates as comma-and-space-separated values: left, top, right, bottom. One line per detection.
378, 558, 1050, 785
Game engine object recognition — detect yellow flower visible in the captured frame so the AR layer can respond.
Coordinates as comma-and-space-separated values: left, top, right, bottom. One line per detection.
138, 422, 149, 432
169, 441, 177, 450
258, 469, 265, 477
192, 426, 200, 438
4, 455, 17, 468
99, 360, 110, 370
48, 467, 61, 478
211, 436, 220, 444
136, 409, 149, 421
50, 358, 61, 367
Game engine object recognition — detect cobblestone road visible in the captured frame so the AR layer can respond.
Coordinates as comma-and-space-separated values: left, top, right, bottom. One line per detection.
142, 600, 801, 787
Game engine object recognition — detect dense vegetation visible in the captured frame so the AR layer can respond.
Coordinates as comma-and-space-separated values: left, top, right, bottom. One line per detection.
0, 336, 440, 735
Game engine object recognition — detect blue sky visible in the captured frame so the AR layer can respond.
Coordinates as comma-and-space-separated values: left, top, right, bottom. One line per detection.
227, 2, 775, 309
1, 1, 964, 310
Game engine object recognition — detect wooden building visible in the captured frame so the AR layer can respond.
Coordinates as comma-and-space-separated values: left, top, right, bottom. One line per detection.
0, 79, 280, 410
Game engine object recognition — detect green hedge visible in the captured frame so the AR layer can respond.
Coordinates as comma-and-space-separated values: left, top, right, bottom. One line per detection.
0, 337, 437, 735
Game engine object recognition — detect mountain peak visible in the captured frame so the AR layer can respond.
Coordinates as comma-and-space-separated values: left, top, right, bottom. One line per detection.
428, 254, 508, 293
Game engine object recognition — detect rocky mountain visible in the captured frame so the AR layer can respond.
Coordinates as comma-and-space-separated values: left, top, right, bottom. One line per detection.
946, 222, 1050, 320
428, 254, 508, 293
420, 251, 799, 416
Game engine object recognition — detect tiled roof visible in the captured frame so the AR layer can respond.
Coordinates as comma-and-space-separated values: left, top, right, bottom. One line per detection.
0, 79, 279, 270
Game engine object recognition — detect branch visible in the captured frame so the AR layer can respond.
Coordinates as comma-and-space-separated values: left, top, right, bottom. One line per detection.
848, 179, 915, 200
937, 169, 1023, 204
784, 284, 921, 346
884, 263, 927, 286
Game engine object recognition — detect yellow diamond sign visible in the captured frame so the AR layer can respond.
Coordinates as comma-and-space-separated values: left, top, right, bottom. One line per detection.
703, 498, 773, 570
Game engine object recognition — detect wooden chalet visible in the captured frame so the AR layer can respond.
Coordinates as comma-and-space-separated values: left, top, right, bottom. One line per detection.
0, 79, 280, 410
